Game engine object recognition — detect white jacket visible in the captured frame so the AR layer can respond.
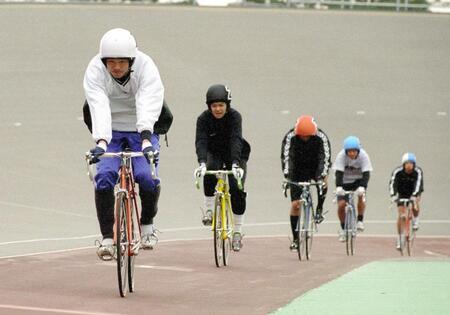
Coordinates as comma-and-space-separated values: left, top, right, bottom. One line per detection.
83, 50, 164, 143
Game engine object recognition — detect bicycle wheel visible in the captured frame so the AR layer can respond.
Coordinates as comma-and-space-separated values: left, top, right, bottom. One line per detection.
128, 196, 139, 293
305, 203, 315, 260
345, 206, 355, 256
213, 195, 223, 267
222, 198, 232, 266
297, 206, 307, 261
406, 212, 413, 256
115, 193, 129, 297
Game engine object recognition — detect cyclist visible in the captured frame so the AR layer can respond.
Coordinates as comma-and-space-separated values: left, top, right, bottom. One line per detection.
84, 28, 164, 260
333, 136, 373, 241
389, 152, 424, 249
281, 115, 331, 251
194, 84, 251, 252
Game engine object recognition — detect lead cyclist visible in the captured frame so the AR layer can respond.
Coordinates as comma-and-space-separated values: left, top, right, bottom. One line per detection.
194, 84, 251, 252
83, 28, 164, 260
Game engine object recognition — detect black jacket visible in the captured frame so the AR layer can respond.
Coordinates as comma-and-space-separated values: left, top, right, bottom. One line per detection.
389, 166, 424, 197
281, 128, 331, 180
195, 108, 250, 165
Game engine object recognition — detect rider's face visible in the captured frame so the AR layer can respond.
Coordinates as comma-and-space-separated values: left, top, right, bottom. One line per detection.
210, 102, 227, 119
346, 149, 359, 159
404, 162, 414, 173
105, 58, 130, 79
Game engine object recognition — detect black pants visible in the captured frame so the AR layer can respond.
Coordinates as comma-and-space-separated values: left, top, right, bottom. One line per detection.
203, 153, 247, 215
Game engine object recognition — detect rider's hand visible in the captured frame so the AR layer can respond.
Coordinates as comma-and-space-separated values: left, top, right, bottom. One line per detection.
89, 140, 107, 164
194, 162, 207, 178
142, 141, 159, 164
232, 163, 244, 179
336, 186, 345, 196
356, 186, 366, 196
390, 195, 398, 203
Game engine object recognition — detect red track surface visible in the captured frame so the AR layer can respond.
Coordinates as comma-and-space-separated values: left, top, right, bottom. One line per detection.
0, 236, 448, 315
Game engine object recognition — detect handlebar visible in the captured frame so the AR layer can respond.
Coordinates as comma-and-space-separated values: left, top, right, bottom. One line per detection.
282, 179, 325, 197
195, 170, 243, 191
85, 151, 158, 180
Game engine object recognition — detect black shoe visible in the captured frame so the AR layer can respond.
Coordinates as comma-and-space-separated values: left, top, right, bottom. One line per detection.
314, 212, 324, 224
290, 239, 299, 251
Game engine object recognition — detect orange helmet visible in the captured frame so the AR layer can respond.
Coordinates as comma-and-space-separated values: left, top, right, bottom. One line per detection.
295, 115, 318, 137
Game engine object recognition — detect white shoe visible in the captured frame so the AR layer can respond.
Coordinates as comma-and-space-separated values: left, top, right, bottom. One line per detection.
96, 238, 115, 261
232, 232, 243, 252
356, 221, 365, 232
412, 218, 419, 231
338, 230, 346, 242
396, 238, 401, 250
141, 232, 158, 250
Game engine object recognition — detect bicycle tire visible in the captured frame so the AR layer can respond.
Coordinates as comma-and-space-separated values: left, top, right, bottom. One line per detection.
297, 205, 307, 261
222, 198, 232, 266
213, 195, 223, 267
128, 197, 139, 293
345, 206, 355, 256
115, 193, 128, 297
406, 210, 412, 256
305, 202, 314, 260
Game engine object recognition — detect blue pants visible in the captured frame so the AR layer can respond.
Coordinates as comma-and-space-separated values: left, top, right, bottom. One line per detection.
95, 131, 160, 192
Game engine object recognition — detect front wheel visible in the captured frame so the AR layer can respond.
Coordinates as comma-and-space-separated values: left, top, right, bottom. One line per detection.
297, 206, 308, 261
213, 195, 223, 267
128, 195, 140, 293
115, 193, 129, 297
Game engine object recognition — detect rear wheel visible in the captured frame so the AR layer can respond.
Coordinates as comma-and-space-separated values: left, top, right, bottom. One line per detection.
128, 197, 139, 293
213, 195, 223, 267
222, 198, 232, 266
115, 193, 128, 297
345, 206, 355, 256
305, 204, 314, 260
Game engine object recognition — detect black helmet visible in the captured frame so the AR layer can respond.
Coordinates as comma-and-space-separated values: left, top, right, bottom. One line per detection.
206, 84, 232, 108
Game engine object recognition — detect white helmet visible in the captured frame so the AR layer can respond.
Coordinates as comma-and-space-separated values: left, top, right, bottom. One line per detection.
99, 28, 137, 59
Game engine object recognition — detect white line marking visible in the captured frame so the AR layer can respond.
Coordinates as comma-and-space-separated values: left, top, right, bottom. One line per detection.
356, 110, 366, 115
0, 201, 95, 219
0, 235, 100, 246
0, 304, 123, 315
437, 111, 447, 116
13, 122, 22, 127
100, 261, 193, 272
2, 234, 449, 260
424, 250, 448, 258
281, 110, 290, 115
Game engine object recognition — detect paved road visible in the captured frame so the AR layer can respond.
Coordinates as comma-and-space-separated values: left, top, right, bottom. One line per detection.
0, 4, 448, 313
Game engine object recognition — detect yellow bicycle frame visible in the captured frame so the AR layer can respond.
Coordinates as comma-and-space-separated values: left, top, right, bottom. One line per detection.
211, 173, 234, 241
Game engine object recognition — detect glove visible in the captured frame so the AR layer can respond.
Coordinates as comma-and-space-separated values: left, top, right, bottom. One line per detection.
142, 142, 159, 164
89, 141, 106, 164
356, 186, 366, 196
390, 195, 398, 203
336, 186, 345, 196
232, 163, 244, 179
194, 162, 207, 178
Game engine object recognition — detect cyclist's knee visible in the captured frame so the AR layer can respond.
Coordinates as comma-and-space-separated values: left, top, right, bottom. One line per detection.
136, 175, 160, 192
95, 172, 117, 191
231, 190, 247, 214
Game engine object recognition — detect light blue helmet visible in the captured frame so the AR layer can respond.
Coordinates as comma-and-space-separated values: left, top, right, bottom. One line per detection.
343, 136, 361, 151
402, 152, 416, 164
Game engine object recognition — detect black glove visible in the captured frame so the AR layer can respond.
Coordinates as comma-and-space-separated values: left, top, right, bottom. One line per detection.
143, 144, 159, 164
89, 146, 105, 164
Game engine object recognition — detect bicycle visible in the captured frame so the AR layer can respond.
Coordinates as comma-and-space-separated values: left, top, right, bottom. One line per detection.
335, 190, 363, 256
283, 180, 323, 261
394, 198, 417, 256
196, 169, 242, 267
86, 151, 157, 297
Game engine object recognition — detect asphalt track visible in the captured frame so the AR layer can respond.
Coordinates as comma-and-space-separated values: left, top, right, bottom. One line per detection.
0, 4, 449, 314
